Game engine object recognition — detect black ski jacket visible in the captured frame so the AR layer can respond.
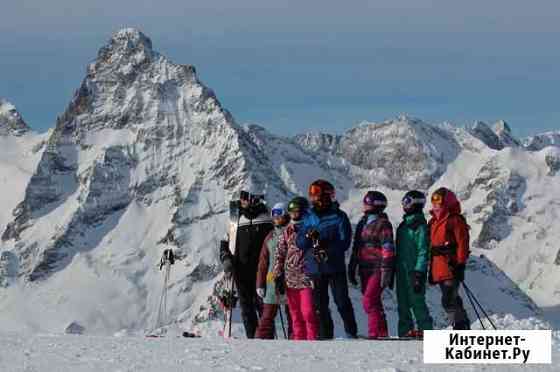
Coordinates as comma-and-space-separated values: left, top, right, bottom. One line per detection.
220, 203, 273, 274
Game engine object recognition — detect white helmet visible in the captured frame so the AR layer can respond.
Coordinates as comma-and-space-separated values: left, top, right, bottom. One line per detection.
271, 202, 288, 218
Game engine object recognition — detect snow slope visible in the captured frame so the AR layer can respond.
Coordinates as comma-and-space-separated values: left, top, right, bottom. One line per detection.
1, 327, 559, 372
0, 100, 47, 285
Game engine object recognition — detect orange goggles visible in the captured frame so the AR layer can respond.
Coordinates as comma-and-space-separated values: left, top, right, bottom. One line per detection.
309, 184, 324, 197
431, 193, 444, 205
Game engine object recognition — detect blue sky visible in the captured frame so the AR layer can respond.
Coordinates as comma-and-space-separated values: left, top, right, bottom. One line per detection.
1, 0, 559, 137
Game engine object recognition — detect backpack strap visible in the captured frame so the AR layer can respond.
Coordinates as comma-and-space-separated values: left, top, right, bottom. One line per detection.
431, 213, 468, 257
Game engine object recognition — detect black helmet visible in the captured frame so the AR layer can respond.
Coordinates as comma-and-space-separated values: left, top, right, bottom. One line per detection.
288, 196, 309, 213
363, 191, 387, 213
402, 190, 426, 213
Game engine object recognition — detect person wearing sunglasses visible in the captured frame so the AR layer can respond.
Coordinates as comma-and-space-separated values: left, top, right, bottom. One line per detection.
219, 189, 274, 338
348, 191, 395, 339
297, 179, 358, 340
395, 191, 433, 339
255, 203, 292, 339
273, 197, 319, 340
429, 187, 471, 330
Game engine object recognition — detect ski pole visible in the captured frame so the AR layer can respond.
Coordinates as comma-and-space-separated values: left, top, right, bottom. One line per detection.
278, 305, 288, 339
462, 282, 498, 330
463, 282, 497, 330
228, 276, 234, 337
463, 283, 485, 330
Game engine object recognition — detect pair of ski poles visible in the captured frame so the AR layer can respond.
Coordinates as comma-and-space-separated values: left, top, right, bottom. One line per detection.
222, 277, 289, 339
462, 281, 497, 330
150, 249, 176, 335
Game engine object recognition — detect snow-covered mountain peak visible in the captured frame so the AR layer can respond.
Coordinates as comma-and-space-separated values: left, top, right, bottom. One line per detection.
494, 119, 512, 134
355, 114, 424, 130
524, 131, 560, 151
57, 28, 205, 136
466, 120, 504, 150
0, 98, 16, 114
337, 115, 461, 189
111, 28, 153, 51
0, 98, 30, 136
493, 119, 521, 147
1, 28, 250, 285
94, 28, 155, 70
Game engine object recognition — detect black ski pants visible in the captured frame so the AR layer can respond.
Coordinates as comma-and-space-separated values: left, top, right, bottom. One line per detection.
234, 266, 262, 338
440, 279, 470, 330
313, 271, 358, 339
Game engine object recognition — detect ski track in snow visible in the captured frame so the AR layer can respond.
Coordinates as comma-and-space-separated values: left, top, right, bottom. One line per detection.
1, 333, 558, 372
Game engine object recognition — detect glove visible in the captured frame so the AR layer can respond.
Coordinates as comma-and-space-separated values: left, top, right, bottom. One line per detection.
348, 259, 358, 287
411, 271, 426, 294
452, 263, 466, 282
256, 288, 266, 299
381, 269, 393, 290
275, 275, 286, 295
306, 228, 320, 242
314, 241, 328, 263
219, 240, 234, 276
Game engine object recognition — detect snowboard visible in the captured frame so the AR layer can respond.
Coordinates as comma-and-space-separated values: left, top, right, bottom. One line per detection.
223, 199, 240, 339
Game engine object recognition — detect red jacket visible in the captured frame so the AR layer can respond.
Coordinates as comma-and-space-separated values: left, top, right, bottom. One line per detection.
429, 192, 470, 283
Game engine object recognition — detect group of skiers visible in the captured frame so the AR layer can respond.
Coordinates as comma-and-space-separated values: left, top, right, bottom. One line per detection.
219, 180, 471, 340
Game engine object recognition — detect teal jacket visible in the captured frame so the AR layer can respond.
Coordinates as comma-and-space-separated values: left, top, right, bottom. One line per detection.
256, 227, 284, 304
395, 213, 430, 274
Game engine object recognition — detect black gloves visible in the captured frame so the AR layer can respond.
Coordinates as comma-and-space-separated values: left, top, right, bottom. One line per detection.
452, 263, 466, 282
219, 240, 230, 261
411, 271, 426, 293
306, 229, 328, 262
275, 275, 286, 295
306, 229, 320, 242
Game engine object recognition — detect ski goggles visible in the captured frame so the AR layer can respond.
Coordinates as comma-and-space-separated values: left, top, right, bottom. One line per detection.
308, 185, 334, 198
271, 207, 286, 218
402, 196, 426, 208
308, 184, 323, 197
431, 193, 444, 205
363, 197, 387, 207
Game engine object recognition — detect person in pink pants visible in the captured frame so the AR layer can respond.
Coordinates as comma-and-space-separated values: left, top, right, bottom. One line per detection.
348, 191, 395, 339
273, 197, 319, 340
286, 287, 317, 340
360, 271, 389, 337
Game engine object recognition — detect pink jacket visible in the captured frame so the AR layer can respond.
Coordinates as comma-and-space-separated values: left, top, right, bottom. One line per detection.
273, 223, 314, 289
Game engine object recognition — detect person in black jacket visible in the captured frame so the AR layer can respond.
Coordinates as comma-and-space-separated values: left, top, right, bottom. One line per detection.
219, 191, 274, 338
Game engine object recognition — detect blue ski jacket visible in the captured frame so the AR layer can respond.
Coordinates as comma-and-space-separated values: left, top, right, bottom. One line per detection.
296, 205, 353, 275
